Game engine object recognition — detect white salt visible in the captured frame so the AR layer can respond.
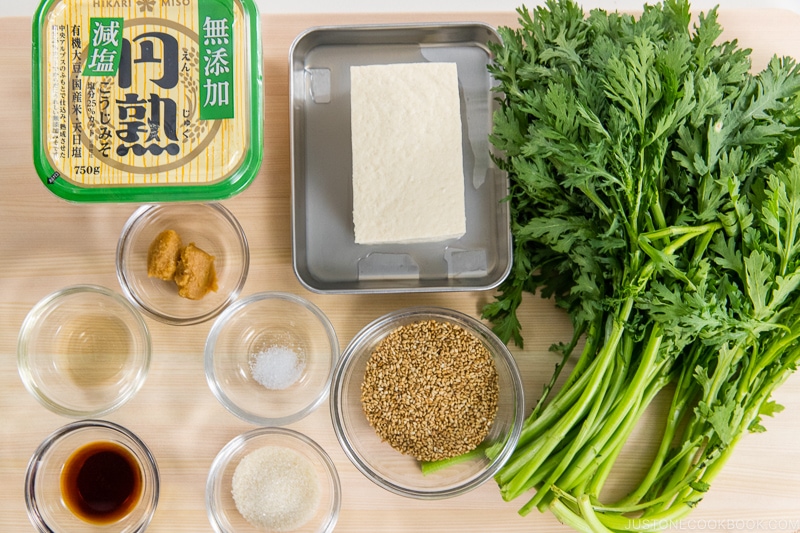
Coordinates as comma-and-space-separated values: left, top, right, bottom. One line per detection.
250, 346, 305, 390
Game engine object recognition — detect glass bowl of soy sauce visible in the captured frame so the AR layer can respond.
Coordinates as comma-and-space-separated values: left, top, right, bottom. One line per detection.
24, 420, 159, 532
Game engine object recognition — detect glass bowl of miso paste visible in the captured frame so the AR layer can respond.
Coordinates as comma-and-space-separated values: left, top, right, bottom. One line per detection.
31, 0, 263, 203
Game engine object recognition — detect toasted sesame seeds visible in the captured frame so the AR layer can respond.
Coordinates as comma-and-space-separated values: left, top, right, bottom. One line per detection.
360, 319, 499, 462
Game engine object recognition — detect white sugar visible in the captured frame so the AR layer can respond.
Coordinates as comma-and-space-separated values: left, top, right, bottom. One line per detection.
250, 345, 305, 390
231, 446, 320, 531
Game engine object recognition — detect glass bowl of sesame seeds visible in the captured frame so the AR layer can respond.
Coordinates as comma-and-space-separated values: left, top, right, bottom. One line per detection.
204, 292, 339, 426
330, 306, 525, 499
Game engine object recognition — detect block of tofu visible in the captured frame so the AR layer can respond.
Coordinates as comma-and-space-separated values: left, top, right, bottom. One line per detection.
350, 62, 466, 245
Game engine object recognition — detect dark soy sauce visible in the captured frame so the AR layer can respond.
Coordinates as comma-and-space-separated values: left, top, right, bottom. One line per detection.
60, 441, 142, 524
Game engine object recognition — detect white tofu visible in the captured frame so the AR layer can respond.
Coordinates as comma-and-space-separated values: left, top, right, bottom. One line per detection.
350, 62, 466, 245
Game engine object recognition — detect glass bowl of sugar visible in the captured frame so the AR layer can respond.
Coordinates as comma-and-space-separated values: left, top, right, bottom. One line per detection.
206, 427, 340, 533
204, 292, 339, 426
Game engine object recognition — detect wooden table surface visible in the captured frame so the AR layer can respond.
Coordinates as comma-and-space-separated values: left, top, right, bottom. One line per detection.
3, 9, 800, 533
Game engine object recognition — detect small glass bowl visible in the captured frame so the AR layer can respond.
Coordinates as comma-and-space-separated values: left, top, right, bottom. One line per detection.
17, 285, 151, 418
205, 292, 339, 426
331, 306, 525, 499
25, 419, 159, 533
206, 427, 340, 533
116, 203, 249, 326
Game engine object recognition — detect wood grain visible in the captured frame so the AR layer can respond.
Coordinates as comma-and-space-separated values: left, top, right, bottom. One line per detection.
2, 9, 800, 533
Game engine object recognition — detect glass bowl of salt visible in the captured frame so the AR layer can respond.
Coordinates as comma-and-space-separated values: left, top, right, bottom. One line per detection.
204, 292, 339, 426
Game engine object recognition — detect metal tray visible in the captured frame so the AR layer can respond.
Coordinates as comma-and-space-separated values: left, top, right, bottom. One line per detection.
289, 23, 511, 293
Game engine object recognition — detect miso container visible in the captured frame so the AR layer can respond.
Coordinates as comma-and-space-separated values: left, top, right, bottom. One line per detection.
32, 0, 263, 203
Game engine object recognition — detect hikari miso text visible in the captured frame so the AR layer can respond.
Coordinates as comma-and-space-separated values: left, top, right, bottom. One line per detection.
60, 440, 143, 524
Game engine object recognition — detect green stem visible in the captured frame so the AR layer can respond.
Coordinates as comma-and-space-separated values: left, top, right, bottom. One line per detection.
522, 349, 619, 510
596, 501, 695, 531
640, 222, 722, 243
501, 309, 630, 501
578, 494, 616, 533
707, 343, 745, 407
503, 441, 575, 503
514, 318, 601, 450
613, 347, 699, 507
586, 369, 674, 499
556, 327, 664, 495
549, 497, 595, 533
529, 322, 588, 422
749, 321, 800, 383
560, 318, 602, 395
420, 442, 489, 475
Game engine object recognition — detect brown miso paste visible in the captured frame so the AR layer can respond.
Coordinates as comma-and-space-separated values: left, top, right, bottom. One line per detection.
60, 441, 142, 524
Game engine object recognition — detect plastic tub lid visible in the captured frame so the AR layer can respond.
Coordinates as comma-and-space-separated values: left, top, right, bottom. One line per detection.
32, 0, 263, 203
